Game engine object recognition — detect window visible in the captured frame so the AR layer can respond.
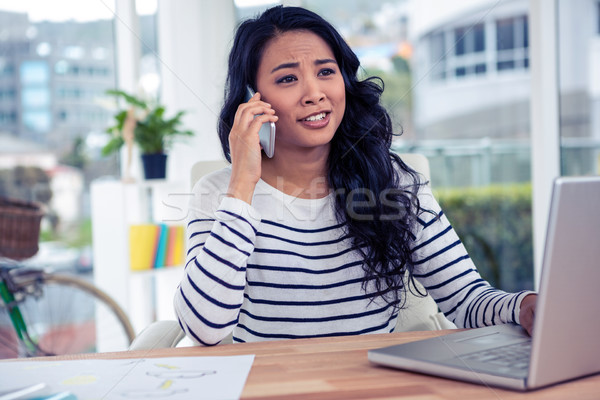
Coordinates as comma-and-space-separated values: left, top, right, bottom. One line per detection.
429, 15, 530, 81
63, 45, 84, 59
36, 42, 51, 57
394, 2, 534, 291
0, 63, 15, 77
558, 0, 600, 176
23, 110, 51, 132
22, 87, 50, 108
454, 23, 485, 55
20, 60, 49, 84
20, 61, 51, 134
430, 31, 446, 80
430, 23, 487, 80
454, 23, 486, 77
54, 60, 69, 74
496, 15, 529, 72
0, 88, 16, 101
92, 47, 108, 60
0, 0, 118, 266
0, 111, 17, 124
1, 0, 546, 296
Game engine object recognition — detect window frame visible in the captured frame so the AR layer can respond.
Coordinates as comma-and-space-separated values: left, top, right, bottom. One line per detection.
529, 0, 561, 289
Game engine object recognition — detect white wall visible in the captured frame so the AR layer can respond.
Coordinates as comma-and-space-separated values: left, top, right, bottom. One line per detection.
157, 0, 235, 183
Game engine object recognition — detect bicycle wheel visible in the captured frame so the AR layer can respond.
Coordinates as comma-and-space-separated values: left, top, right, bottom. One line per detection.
0, 272, 135, 358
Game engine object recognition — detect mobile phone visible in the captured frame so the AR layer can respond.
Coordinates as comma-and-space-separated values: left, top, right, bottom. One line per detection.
245, 85, 276, 158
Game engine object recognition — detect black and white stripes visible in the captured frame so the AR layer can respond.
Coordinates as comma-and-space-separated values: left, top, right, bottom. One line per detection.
174, 167, 532, 346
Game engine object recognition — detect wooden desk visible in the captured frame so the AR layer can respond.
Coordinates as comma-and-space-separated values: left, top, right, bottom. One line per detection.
31, 330, 600, 399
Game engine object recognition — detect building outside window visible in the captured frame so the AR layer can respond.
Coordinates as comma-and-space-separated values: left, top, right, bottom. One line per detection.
429, 31, 446, 80
453, 23, 486, 77
0, 1, 121, 273
426, 13, 528, 83
496, 15, 529, 72
396, 0, 535, 291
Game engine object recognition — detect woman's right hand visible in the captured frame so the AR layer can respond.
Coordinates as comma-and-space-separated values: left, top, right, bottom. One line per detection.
227, 91, 278, 204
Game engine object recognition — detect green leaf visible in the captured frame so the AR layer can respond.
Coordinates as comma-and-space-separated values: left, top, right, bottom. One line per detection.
106, 89, 148, 109
102, 89, 195, 156
101, 136, 125, 156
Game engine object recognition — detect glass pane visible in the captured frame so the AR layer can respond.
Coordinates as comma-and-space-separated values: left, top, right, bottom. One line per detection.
137, 0, 160, 98
301, 0, 534, 291
408, 3, 533, 291
455, 27, 466, 55
558, 0, 600, 177
0, 0, 117, 273
430, 31, 446, 80
523, 16, 529, 48
474, 24, 486, 52
497, 18, 515, 50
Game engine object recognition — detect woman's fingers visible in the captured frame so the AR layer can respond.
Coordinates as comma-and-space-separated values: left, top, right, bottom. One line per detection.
226, 92, 277, 204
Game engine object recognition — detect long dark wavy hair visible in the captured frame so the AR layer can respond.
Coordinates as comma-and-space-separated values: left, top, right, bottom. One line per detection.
217, 6, 428, 310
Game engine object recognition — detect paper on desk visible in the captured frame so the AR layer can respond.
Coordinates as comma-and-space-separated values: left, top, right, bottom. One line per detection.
0, 355, 254, 400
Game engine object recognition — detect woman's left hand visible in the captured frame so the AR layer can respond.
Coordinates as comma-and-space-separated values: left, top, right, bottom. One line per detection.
519, 294, 537, 336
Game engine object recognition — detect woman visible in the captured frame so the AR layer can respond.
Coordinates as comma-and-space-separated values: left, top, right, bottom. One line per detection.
174, 6, 536, 346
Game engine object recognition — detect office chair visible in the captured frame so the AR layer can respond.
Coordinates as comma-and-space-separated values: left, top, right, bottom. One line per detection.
129, 154, 455, 350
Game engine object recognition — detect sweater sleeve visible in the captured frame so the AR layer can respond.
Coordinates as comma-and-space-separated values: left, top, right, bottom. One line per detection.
411, 185, 535, 328
174, 189, 261, 346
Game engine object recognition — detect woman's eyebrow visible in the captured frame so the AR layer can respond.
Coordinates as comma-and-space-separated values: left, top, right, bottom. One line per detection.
270, 58, 337, 73
315, 58, 337, 66
271, 62, 299, 73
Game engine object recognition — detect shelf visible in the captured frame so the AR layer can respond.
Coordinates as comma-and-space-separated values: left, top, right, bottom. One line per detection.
90, 179, 188, 339
132, 264, 183, 278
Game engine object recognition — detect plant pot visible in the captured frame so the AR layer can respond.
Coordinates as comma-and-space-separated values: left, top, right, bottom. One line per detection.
141, 153, 167, 180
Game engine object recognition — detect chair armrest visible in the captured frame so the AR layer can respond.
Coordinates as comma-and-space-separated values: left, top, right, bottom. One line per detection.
429, 311, 457, 330
128, 320, 186, 350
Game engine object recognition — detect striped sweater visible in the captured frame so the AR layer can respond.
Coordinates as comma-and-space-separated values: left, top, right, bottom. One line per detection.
174, 166, 532, 346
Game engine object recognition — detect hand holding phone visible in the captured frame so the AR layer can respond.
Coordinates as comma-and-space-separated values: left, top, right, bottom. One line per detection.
245, 86, 276, 158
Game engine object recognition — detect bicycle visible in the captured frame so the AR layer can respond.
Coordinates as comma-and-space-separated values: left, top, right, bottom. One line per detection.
0, 197, 135, 358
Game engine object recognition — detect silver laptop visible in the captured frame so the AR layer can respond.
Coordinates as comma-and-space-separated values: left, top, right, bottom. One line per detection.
368, 176, 600, 391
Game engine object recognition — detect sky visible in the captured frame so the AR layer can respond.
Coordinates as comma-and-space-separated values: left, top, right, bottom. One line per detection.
0, 0, 156, 22
0, 0, 278, 22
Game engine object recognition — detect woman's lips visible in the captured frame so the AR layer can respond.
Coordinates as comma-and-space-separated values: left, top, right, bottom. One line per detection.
299, 112, 330, 128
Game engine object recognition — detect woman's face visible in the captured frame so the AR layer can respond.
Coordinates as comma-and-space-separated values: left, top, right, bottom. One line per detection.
255, 30, 346, 157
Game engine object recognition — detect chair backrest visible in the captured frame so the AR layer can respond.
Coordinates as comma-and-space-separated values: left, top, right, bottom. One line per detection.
399, 153, 431, 185
395, 154, 455, 331
190, 159, 229, 189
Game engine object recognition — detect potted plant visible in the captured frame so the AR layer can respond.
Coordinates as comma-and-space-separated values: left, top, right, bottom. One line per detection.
102, 89, 194, 180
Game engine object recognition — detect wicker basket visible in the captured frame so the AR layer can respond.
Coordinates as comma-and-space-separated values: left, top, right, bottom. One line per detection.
0, 197, 44, 260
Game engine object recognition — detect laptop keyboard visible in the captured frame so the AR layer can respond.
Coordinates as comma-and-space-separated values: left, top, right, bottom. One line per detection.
462, 341, 531, 371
